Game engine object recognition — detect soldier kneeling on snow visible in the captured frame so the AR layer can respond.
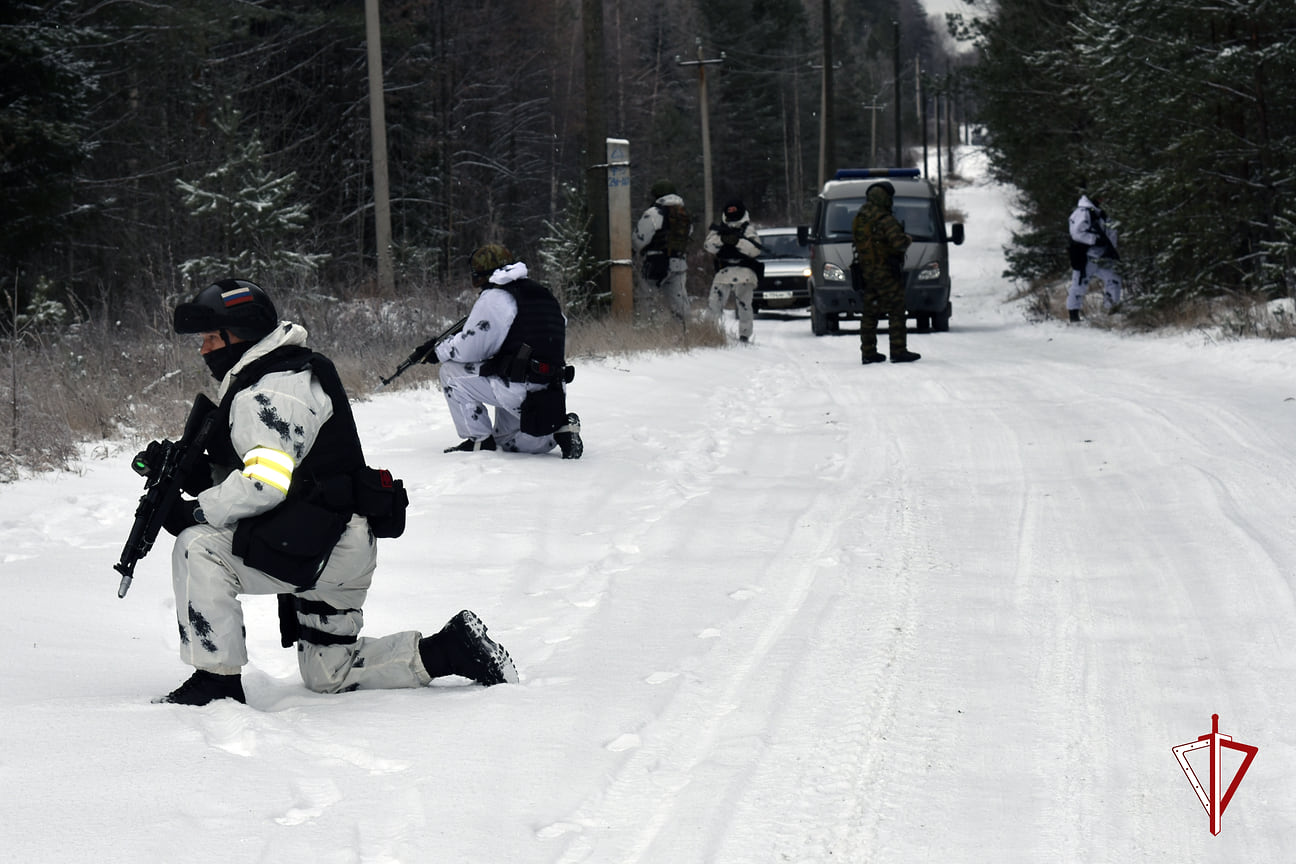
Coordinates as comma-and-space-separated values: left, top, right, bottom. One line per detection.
143, 279, 517, 706
412, 244, 582, 458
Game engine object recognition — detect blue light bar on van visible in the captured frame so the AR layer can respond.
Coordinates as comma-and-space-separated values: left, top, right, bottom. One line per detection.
833, 168, 921, 180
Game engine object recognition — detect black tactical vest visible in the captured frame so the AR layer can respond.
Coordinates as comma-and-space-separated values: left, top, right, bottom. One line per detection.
206, 346, 366, 501
494, 279, 565, 367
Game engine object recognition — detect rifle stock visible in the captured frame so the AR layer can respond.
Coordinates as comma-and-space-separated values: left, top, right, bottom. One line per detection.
114, 392, 218, 598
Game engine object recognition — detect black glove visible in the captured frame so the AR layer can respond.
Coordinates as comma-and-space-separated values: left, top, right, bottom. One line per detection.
163, 499, 203, 537
180, 454, 214, 496
131, 440, 172, 479
414, 339, 440, 364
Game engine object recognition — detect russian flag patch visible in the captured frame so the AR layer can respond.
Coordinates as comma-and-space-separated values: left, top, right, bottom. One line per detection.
221, 286, 254, 307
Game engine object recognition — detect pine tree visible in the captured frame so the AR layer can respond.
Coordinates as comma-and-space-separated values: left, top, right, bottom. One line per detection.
537, 182, 603, 319
0, 2, 99, 283
966, 0, 1296, 309
175, 102, 330, 289
1074, 0, 1296, 304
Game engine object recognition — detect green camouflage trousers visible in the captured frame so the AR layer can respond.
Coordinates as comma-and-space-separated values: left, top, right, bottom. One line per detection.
858, 276, 907, 355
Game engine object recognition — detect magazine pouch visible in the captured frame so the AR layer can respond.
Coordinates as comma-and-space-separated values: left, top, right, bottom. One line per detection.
520, 386, 567, 437
641, 251, 670, 281
353, 466, 409, 538
233, 498, 349, 588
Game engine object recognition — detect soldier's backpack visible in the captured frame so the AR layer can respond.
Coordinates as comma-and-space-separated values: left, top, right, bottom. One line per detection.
655, 203, 692, 257
642, 202, 691, 281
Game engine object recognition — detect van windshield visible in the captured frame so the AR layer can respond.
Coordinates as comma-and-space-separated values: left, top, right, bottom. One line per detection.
818, 196, 942, 243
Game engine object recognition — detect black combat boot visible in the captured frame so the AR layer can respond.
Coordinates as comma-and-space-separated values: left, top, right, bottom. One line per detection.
154, 669, 246, 706
554, 413, 583, 460
444, 436, 496, 453
418, 610, 518, 686
861, 351, 887, 364
890, 350, 921, 363
1068, 309, 1081, 323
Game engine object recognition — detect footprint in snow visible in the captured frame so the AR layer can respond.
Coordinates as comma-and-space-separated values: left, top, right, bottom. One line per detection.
196, 701, 257, 757
274, 776, 342, 826
606, 733, 641, 752
536, 821, 581, 839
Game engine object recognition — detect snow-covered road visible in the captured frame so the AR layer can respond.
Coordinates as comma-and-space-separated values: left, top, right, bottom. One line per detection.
3, 149, 1294, 862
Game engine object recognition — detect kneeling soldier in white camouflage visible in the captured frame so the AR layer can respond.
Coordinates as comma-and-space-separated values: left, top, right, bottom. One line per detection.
412, 244, 582, 458
145, 278, 517, 706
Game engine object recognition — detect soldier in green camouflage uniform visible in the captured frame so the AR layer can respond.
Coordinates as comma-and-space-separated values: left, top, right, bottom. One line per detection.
852, 182, 920, 364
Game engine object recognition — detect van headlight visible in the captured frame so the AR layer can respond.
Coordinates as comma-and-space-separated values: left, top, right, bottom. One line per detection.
823, 262, 846, 282
917, 261, 942, 282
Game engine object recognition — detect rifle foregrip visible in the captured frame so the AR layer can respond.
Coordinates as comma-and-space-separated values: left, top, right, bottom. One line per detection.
113, 392, 216, 598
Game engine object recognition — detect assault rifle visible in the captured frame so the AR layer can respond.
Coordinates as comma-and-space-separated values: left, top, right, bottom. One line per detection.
114, 392, 218, 598
1096, 225, 1120, 261
380, 315, 468, 387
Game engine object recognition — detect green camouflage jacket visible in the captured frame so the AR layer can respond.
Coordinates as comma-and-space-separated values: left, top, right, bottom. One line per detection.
851, 184, 911, 287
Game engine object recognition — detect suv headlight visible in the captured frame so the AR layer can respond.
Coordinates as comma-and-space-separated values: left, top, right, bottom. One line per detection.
917, 261, 942, 282
823, 262, 846, 282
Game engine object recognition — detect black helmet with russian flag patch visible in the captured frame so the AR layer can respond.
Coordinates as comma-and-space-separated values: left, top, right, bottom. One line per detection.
174, 278, 278, 341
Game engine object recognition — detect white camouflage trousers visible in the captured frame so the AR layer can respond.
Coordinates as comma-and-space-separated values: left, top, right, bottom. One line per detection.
1068, 253, 1122, 311
171, 515, 432, 692
708, 266, 757, 340
438, 361, 557, 453
636, 260, 691, 326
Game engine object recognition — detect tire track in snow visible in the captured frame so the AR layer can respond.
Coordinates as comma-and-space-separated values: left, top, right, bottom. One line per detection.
546, 344, 925, 862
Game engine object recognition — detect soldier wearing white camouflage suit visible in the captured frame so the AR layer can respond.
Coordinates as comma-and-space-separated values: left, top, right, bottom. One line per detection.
414, 244, 582, 458
632, 179, 693, 327
1067, 193, 1121, 321
149, 278, 517, 706
704, 199, 763, 343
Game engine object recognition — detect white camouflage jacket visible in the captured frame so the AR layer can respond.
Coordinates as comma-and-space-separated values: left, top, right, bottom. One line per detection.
703, 218, 762, 267
196, 322, 333, 529
434, 262, 543, 366
632, 193, 690, 257
1069, 195, 1118, 254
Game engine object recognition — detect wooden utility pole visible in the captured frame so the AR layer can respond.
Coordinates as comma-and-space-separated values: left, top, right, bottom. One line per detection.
862, 100, 885, 165
945, 62, 956, 176
892, 20, 902, 166
676, 39, 724, 227
363, 0, 394, 294
818, 0, 836, 186
920, 66, 929, 177
583, 0, 610, 298
606, 138, 632, 320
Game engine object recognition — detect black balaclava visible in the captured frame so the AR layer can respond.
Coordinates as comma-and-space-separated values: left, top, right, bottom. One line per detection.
202, 330, 255, 381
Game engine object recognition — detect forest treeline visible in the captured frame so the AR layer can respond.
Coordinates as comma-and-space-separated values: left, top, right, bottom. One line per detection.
2, 0, 958, 324
7, 0, 1292, 476
6, 0, 1294, 332
959, 0, 1296, 314
1, 0, 961, 476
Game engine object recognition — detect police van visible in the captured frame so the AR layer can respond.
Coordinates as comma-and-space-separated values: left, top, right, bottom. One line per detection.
797, 168, 964, 336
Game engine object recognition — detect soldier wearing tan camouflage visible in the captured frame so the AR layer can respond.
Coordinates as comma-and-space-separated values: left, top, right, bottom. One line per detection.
852, 182, 919, 364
